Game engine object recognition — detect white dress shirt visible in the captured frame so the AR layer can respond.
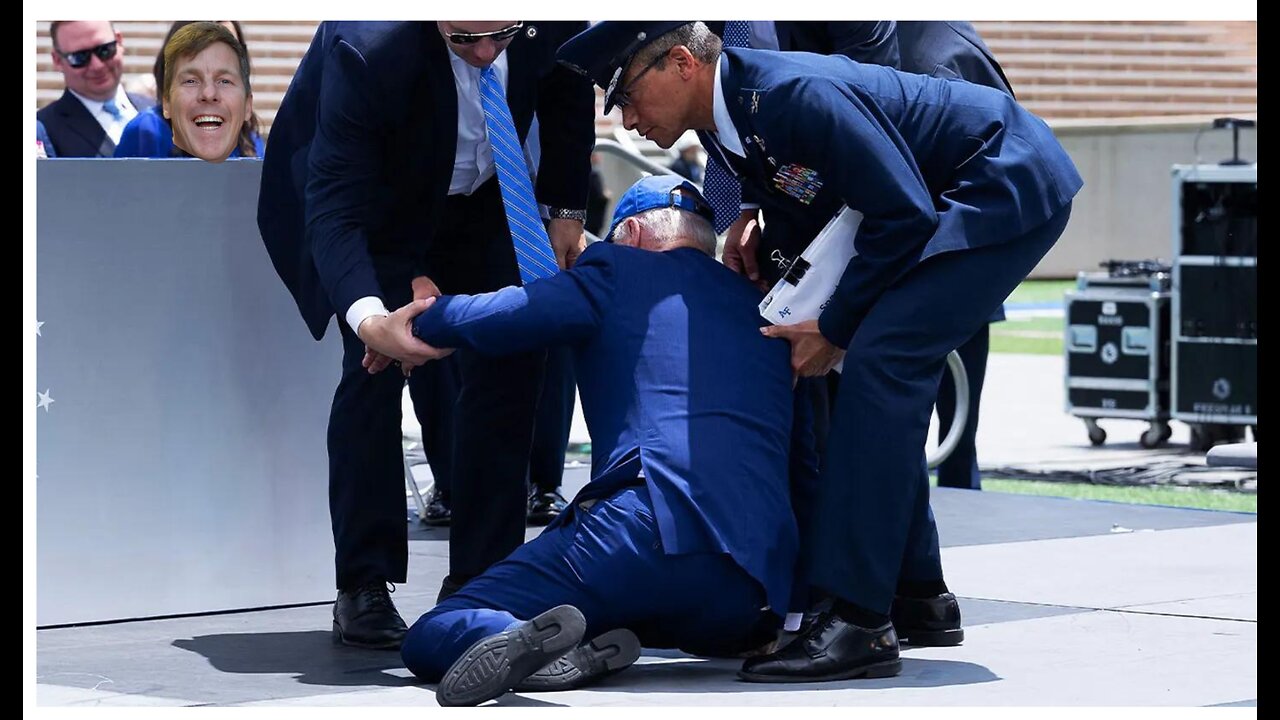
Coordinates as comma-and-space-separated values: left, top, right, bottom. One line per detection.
69, 85, 138, 146
346, 49, 513, 335
448, 50, 509, 195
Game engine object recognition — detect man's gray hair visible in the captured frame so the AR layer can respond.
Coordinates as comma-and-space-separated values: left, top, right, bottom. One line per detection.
632, 21, 721, 69
611, 205, 718, 256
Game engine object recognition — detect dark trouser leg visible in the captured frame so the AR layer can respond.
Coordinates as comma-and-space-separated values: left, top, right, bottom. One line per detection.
449, 347, 544, 579
406, 355, 460, 503
935, 325, 990, 490
528, 345, 575, 494
330, 318, 411, 589
786, 378, 823, 613
429, 178, 545, 582
810, 207, 1070, 614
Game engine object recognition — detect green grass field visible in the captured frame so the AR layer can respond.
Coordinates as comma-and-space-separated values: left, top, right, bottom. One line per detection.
953, 477, 1257, 513
1006, 279, 1075, 305
992, 280, 1073, 355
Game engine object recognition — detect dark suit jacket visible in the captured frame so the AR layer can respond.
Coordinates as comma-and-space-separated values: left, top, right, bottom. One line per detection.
895, 21, 1013, 96
257, 21, 595, 340
414, 242, 799, 617
774, 21, 899, 66
35, 89, 155, 158
702, 48, 1082, 347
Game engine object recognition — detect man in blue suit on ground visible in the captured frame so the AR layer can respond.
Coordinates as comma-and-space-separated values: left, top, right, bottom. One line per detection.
558, 22, 1082, 682
257, 21, 596, 650
396, 176, 799, 706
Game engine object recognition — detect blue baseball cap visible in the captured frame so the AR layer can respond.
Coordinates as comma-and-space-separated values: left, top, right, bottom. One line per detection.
557, 22, 692, 113
606, 175, 716, 240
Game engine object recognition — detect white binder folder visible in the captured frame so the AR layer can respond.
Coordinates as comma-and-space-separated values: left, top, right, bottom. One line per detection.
758, 206, 863, 372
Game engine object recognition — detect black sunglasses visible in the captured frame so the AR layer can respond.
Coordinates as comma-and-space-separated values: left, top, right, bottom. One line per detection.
445, 22, 524, 45
58, 40, 118, 69
609, 53, 665, 110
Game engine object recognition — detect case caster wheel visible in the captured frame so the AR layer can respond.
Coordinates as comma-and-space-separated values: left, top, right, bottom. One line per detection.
1084, 418, 1106, 446
1140, 422, 1171, 449
1189, 423, 1242, 452
1189, 424, 1211, 452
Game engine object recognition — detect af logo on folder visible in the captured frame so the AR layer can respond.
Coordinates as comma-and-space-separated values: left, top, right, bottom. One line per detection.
758, 206, 863, 373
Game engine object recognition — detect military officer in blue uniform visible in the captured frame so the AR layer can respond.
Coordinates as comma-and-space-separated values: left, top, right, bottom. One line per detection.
558, 22, 1081, 682
396, 176, 798, 705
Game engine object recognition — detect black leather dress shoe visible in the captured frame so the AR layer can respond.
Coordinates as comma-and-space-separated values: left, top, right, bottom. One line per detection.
421, 487, 451, 527
332, 582, 408, 650
891, 592, 964, 647
513, 628, 641, 692
738, 611, 900, 683
527, 488, 568, 526
437, 604, 587, 706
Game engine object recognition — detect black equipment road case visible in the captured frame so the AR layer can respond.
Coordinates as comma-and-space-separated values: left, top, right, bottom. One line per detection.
1171, 163, 1258, 450
1064, 262, 1173, 448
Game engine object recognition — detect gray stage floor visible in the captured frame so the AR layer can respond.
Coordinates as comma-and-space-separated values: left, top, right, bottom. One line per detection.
37, 468, 1256, 708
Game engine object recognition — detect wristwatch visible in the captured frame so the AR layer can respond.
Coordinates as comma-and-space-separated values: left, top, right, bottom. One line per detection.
548, 207, 586, 223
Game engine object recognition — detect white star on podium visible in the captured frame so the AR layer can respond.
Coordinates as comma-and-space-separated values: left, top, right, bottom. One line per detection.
37, 389, 55, 412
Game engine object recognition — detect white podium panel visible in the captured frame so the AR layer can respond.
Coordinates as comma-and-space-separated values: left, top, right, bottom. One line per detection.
36, 159, 342, 625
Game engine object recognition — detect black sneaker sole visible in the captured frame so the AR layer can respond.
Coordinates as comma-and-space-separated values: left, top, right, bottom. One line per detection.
898, 627, 964, 647
436, 605, 587, 707
737, 658, 902, 684
331, 621, 405, 650
512, 628, 641, 692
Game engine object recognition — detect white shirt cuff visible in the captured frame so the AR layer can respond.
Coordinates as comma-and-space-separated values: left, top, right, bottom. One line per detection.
783, 612, 804, 632
346, 296, 390, 335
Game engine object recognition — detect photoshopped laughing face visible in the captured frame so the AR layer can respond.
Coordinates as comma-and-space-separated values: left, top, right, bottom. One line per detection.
164, 40, 252, 162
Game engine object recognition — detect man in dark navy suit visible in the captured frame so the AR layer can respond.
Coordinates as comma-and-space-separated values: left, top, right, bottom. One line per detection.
396, 176, 798, 706
559, 21, 1081, 682
256, 21, 595, 650
38, 21, 154, 157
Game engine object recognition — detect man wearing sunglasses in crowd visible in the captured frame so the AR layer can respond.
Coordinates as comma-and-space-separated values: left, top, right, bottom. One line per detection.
258, 21, 595, 652
38, 21, 155, 157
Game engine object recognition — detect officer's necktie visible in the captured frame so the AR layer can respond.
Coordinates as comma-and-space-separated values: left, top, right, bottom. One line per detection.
702, 21, 751, 234
102, 97, 123, 121
479, 66, 559, 284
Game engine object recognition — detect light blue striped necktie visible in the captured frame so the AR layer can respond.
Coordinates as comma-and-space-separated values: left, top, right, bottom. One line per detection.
102, 97, 123, 121
479, 66, 559, 284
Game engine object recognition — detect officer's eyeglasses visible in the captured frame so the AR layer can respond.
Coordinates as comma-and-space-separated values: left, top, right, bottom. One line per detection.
445, 22, 524, 45
58, 40, 119, 69
611, 54, 665, 109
